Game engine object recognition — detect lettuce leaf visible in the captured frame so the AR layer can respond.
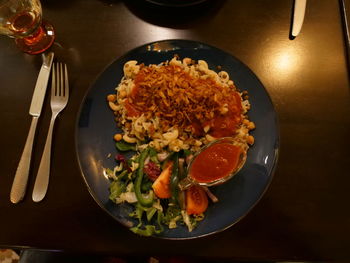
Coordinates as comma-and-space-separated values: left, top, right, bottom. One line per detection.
109, 181, 126, 201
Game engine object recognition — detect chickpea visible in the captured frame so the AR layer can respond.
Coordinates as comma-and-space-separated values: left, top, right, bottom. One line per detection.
247, 135, 254, 145
243, 119, 250, 125
107, 94, 117, 102
113, 134, 123, 141
248, 121, 256, 130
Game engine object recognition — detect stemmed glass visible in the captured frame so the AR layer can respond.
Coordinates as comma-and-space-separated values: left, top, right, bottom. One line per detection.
0, 0, 55, 54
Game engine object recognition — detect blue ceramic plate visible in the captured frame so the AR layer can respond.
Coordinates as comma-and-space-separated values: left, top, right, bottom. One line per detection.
76, 39, 279, 239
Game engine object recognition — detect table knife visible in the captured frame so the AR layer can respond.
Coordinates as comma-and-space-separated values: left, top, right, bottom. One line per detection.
10, 52, 54, 204
292, 0, 307, 37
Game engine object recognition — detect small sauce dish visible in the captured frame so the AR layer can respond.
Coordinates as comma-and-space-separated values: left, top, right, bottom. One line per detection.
179, 137, 247, 190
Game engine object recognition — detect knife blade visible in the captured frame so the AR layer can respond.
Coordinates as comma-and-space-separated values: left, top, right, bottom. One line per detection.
10, 52, 54, 204
292, 0, 307, 37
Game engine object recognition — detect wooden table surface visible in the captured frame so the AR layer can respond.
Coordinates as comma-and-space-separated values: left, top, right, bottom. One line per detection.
1, 0, 350, 261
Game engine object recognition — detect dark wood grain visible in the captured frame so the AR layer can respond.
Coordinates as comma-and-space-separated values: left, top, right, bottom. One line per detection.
0, 0, 349, 261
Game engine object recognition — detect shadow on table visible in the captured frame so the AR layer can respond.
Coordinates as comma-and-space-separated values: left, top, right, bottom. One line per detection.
120, 0, 227, 29
40, 0, 77, 9
16, 249, 294, 263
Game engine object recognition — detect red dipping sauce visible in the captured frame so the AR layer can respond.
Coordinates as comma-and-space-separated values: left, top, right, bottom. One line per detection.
189, 143, 243, 184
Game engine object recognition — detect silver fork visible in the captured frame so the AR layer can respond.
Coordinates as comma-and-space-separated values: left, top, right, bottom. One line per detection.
32, 62, 69, 202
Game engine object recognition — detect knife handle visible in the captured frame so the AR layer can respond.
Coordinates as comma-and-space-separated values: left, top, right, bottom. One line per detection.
10, 116, 39, 203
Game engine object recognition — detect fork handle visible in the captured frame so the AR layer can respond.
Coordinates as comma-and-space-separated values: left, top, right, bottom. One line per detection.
10, 116, 39, 203
32, 115, 56, 202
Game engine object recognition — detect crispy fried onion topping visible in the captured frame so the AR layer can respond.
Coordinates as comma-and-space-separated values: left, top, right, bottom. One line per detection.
123, 64, 242, 134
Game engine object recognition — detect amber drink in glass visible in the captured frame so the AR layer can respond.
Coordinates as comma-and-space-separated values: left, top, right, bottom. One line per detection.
0, 0, 55, 54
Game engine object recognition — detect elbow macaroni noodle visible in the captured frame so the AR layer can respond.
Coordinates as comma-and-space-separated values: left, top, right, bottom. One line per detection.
108, 56, 255, 153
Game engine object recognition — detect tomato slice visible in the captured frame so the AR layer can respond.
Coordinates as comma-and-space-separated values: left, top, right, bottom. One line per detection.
185, 185, 208, 215
152, 162, 173, 199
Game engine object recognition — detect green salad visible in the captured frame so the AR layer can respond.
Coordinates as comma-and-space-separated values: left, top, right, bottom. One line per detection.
105, 141, 208, 236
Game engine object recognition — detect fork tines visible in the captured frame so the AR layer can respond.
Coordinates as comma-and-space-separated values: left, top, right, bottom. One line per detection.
52, 62, 69, 98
